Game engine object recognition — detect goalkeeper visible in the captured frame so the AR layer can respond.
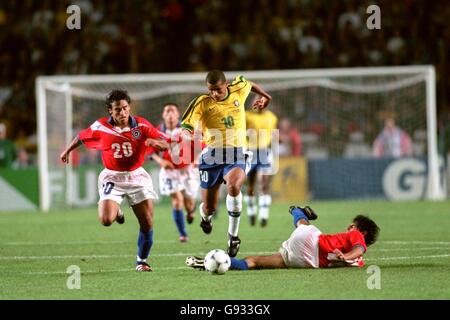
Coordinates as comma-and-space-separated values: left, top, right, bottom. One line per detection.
187, 206, 379, 270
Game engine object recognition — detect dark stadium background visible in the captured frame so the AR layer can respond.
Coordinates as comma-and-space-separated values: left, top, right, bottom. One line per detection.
0, 0, 449, 164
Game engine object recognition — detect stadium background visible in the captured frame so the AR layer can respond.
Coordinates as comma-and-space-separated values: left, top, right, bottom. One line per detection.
1, 0, 450, 210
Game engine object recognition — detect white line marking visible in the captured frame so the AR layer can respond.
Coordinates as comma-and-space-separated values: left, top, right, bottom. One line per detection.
0, 251, 274, 261
1, 239, 282, 246
379, 241, 450, 245
2, 240, 450, 246
365, 254, 450, 261
372, 247, 447, 252
3, 254, 450, 276
1, 247, 448, 261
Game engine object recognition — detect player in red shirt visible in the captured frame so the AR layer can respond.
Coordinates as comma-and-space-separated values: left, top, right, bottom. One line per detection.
186, 205, 379, 270
149, 103, 203, 242
60, 89, 169, 272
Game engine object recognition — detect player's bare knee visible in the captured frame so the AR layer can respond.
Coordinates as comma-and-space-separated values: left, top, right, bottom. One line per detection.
99, 216, 114, 227
172, 198, 183, 210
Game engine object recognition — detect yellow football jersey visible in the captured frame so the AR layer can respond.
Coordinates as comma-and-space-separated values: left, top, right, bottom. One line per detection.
181, 75, 252, 148
245, 109, 278, 149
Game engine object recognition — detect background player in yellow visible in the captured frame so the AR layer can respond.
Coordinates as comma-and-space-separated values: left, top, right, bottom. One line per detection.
245, 107, 278, 227
181, 70, 272, 257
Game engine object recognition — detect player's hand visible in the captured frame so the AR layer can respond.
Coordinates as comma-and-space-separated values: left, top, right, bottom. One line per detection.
145, 138, 169, 151
60, 151, 70, 164
252, 97, 270, 110
333, 249, 345, 261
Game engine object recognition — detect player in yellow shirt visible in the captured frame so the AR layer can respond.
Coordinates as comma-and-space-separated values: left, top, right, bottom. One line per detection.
245, 108, 278, 227
181, 70, 272, 257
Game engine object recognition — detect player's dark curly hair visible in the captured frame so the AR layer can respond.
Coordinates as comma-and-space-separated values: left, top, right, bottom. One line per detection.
206, 70, 226, 84
106, 89, 131, 108
353, 215, 380, 246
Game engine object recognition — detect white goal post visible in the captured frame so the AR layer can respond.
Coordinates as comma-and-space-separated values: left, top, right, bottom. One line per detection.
36, 65, 445, 211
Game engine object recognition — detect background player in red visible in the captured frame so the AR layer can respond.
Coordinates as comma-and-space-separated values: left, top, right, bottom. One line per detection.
60, 89, 169, 272
149, 103, 203, 242
187, 206, 379, 270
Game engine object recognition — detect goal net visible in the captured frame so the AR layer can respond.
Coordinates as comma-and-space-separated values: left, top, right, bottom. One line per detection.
36, 66, 445, 211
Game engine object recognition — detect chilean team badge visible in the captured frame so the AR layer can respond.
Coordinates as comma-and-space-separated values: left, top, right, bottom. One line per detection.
131, 128, 141, 139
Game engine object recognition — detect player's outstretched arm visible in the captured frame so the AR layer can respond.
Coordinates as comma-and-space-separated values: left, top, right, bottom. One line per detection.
334, 246, 365, 261
145, 138, 169, 151
60, 137, 82, 164
151, 153, 175, 169
250, 82, 272, 110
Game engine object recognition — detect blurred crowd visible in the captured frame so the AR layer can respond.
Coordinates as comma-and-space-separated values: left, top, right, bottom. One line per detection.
1, 0, 450, 167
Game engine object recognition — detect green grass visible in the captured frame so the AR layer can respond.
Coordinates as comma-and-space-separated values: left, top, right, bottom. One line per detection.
1, 200, 450, 299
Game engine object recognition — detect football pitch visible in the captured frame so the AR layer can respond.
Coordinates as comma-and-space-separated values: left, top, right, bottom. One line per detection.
0, 200, 449, 300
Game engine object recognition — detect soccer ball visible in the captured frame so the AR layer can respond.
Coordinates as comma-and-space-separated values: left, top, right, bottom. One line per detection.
204, 249, 231, 275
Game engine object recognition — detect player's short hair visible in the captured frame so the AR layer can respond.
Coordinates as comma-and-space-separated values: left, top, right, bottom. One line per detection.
106, 89, 131, 108
206, 70, 226, 84
353, 215, 380, 246
164, 103, 179, 110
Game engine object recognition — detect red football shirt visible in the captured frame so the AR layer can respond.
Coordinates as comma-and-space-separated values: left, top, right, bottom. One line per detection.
318, 230, 367, 268
78, 116, 164, 171
148, 124, 204, 169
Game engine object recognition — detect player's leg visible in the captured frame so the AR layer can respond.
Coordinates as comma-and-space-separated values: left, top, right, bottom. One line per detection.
171, 191, 188, 242
258, 174, 272, 227
98, 199, 122, 226
230, 253, 287, 270
186, 252, 286, 271
183, 194, 196, 224
131, 199, 154, 271
126, 167, 159, 271
245, 168, 258, 226
182, 165, 200, 224
97, 171, 124, 225
289, 206, 318, 227
199, 183, 222, 234
223, 166, 247, 257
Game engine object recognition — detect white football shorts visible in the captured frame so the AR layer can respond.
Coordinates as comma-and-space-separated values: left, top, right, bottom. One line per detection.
98, 167, 158, 206
159, 165, 200, 199
279, 224, 322, 268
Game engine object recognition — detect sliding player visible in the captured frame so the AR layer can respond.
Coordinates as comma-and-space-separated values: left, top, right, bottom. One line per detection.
187, 206, 379, 270
245, 107, 278, 227
60, 89, 169, 272
150, 103, 201, 242
181, 70, 272, 257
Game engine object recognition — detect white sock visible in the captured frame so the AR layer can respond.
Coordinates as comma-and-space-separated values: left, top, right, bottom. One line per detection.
258, 194, 272, 220
246, 195, 257, 217
199, 202, 212, 222
136, 256, 147, 263
226, 192, 242, 237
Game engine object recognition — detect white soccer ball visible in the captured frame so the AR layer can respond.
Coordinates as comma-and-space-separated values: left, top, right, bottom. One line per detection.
204, 249, 231, 275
